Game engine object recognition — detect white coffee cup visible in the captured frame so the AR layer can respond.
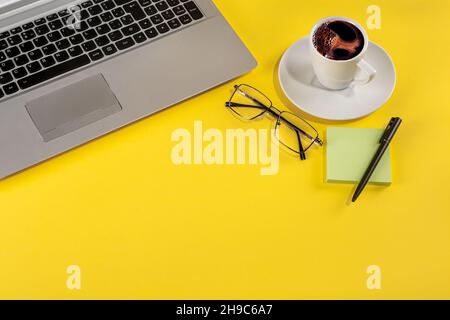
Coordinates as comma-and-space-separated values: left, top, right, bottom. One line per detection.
310, 16, 376, 90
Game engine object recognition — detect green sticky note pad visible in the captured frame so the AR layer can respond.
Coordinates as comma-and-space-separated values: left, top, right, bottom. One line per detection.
326, 127, 392, 185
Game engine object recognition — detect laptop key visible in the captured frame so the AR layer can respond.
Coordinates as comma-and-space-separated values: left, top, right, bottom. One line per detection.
0, 31, 10, 39
83, 29, 98, 40
46, 13, 59, 21
58, 9, 70, 17
133, 32, 146, 43
144, 5, 157, 16
68, 45, 83, 57
150, 14, 163, 25
61, 15, 73, 26
116, 36, 135, 50
78, 21, 90, 31
96, 24, 111, 35
18, 54, 90, 89
61, 27, 76, 37
156, 22, 169, 34
19, 41, 35, 52
88, 16, 102, 27
109, 19, 123, 29
139, 18, 152, 29
89, 49, 104, 60
100, 12, 114, 22
95, 35, 110, 46
121, 23, 140, 36
179, 13, 192, 24
56, 39, 71, 50
82, 40, 97, 51
12, 67, 28, 79
0, 39, 7, 50
123, 2, 146, 20
35, 24, 50, 35
161, 9, 174, 20
112, 7, 125, 17
11, 27, 22, 34
48, 20, 63, 30
6, 46, 20, 58
0, 72, 13, 84
167, 18, 181, 29
55, 50, 69, 62
22, 22, 34, 30
120, 14, 134, 25
28, 49, 43, 61
47, 31, 62, 41
42, 43, 57, 55
69, 34, 84, 45
101, 0, 115, 10
0, 52, 6, 62
21, 30, 36, 41
14, 54, 29, 66
88, 5, 102, 16
33, 36, 48, 47
172, 5, 185, 15
0, 60, 15, 72
34, 18, 46, 25
3, 82, 19, 95
40, 56, 56, 68
80, 9, 90, 20
26, 61, 42, 73
144, 27, 158, 39
7, 35, 22, 46
108, 30, 123, 41
184, 1, 203, 20
82, 0, 94, 8
102, 44, 117, 55
156, 1, 169, 11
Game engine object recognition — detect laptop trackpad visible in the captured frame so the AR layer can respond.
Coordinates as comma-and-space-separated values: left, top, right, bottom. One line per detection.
25, 74, 122, 142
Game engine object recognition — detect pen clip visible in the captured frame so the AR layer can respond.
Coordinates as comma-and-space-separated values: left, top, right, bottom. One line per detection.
379, 118, 395, 143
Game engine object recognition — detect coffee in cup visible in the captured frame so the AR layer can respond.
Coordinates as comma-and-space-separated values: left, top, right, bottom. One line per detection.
313, 20, 365, 61
310, 17, 376, 90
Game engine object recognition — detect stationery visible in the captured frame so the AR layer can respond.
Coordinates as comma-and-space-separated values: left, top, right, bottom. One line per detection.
352, 117, 402, 202
326, 127, 392, 185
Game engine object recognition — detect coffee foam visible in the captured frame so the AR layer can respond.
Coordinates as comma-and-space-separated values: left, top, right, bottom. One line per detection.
313, 20, 364, 60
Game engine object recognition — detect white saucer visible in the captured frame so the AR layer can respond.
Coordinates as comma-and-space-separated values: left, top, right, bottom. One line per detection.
278, 37, 396, 120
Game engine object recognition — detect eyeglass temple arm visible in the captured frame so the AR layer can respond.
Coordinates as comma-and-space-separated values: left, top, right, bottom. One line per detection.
268, 108, 323, 146
295, 130, 307, 160
225, 102, 267, 110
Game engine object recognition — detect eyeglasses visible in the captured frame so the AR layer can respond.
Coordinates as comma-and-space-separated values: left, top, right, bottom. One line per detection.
225, 84, 323, 160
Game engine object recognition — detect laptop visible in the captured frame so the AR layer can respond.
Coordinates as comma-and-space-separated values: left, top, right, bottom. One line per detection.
0, 0, 256, 178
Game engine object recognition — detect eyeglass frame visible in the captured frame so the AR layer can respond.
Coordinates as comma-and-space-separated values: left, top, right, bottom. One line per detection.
225, 84, 323, 159
225, 84, 323, 160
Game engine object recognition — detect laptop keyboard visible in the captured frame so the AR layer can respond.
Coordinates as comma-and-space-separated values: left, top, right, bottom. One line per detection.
0, 0, 204, 101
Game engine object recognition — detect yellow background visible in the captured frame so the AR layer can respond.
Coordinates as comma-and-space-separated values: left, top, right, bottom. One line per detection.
1, 0, 449, 299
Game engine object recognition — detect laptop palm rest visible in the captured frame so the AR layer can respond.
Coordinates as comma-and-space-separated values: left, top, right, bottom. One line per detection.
25, 74, 122, 142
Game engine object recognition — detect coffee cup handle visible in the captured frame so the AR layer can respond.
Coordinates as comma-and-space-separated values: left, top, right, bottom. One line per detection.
353, 59, 376, 85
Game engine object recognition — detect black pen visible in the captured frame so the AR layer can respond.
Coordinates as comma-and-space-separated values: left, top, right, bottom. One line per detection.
352, 117, 402, 202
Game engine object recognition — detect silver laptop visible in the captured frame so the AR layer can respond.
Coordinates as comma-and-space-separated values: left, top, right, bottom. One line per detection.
0, 0, 256, 178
